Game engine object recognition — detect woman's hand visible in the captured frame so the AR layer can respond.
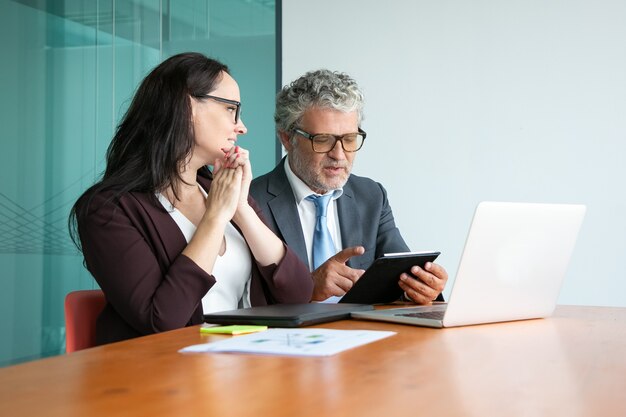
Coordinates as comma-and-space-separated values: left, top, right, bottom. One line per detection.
214, 145, 285, 266
204, 156, 243, 223
182, 156, 242, 275
220, 146, 252, 213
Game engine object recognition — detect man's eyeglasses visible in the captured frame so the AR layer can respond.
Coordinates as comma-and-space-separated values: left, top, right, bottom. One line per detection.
292, 128, 366, 153
195, 94, 241, 124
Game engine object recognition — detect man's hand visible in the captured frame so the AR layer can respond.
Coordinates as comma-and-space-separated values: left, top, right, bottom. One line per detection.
398, 262, 448, 305
311, 246, 366, 301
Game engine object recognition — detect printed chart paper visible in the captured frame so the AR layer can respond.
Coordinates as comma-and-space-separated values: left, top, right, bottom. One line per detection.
180, 328, 395, 357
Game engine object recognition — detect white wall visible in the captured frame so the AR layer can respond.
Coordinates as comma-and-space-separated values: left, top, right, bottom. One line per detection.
282, 0, 626, 307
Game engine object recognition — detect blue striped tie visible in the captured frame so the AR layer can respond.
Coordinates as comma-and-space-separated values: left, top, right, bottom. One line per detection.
306, 194, 336, 270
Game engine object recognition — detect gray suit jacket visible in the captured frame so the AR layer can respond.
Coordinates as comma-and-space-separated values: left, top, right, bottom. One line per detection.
250, 158, 410, 271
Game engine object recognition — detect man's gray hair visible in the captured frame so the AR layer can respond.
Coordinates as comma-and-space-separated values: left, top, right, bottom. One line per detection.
275, 69, 364, 133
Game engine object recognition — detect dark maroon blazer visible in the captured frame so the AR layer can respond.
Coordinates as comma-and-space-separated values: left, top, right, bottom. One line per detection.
78, 171, 313, 346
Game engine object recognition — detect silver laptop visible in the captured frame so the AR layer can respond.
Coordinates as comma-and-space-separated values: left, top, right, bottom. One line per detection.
351, 201, 586, 328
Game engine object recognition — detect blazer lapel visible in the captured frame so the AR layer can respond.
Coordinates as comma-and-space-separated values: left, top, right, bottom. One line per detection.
131, 192, 188, 267
147, 170, 212, 266
266, 161, 309, 265
337, 178, 363, 268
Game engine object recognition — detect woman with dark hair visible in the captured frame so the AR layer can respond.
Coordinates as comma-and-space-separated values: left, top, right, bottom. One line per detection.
69, 52, 313, 345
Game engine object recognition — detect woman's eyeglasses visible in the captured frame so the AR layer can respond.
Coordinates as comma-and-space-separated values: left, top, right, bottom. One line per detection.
196, 94, 241, 124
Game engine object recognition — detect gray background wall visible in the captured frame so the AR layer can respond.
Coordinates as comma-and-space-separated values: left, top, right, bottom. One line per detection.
282, 0, 626, 306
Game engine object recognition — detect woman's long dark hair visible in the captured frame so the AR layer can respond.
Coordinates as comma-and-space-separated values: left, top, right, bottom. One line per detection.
69, 52, 229, 250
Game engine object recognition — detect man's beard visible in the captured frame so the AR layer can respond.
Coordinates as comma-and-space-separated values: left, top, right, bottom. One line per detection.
289, 146, 351, 194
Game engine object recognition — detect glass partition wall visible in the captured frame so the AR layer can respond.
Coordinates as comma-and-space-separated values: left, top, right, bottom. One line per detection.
0, 0, 278, 366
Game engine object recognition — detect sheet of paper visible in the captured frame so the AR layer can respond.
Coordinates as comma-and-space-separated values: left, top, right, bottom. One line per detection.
179, 328, 395, 357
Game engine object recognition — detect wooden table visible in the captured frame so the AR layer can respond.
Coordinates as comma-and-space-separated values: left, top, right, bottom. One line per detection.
0, 305, 624, 417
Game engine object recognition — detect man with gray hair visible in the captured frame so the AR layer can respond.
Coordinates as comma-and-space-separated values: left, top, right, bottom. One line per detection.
250, 69, 447, 303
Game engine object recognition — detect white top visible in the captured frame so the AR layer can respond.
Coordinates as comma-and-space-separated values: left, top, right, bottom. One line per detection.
283, 156, 343, 271
157, 187, 252, 313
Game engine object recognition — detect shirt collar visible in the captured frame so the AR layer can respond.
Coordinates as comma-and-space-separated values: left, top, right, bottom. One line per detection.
283, 155, 343, 204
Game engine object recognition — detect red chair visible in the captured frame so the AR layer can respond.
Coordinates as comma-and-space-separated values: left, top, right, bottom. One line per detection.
64, 289, 106, 353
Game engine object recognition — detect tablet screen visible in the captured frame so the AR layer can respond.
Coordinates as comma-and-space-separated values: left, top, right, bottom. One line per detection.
339, 251, 440, 304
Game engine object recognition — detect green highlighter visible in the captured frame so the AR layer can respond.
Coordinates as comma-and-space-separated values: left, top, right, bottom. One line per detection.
200, 325, 268, 335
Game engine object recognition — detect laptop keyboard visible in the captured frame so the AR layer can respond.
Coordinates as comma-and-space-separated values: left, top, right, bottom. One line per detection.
395, 310, 445, 320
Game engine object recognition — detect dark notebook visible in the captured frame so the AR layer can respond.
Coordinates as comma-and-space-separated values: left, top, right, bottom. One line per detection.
203, 303, 373, 328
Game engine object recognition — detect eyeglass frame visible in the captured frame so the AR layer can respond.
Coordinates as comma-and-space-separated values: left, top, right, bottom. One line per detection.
292, 127, 367, 153
194, 94, 241, 124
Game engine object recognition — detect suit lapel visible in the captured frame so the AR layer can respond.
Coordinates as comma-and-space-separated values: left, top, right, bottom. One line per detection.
150, 171, 212, 265
266, 160, 309, 265
131, 192, 187, 267
337, 178, 363, 268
